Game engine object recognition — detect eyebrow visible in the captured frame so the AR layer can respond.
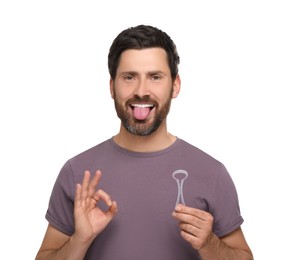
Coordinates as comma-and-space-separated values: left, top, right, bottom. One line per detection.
119, 70, 167, 76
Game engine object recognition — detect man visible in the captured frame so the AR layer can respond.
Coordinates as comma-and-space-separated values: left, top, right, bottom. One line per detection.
36, 25, 253, 259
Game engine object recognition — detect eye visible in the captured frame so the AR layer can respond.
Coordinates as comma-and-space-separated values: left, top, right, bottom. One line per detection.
151, 74, 162, 81
123, 74, 134, 82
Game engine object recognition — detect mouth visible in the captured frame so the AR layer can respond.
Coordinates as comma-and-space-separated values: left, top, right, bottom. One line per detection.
129, 103, 155, 120
130, 103, 155, 109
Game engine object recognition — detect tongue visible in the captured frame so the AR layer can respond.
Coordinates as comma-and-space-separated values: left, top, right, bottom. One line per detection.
133, 107, 150, 120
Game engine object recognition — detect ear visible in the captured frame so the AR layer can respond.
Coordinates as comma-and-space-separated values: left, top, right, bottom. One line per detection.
110, 78, 115, 99
172, 74, 181, 98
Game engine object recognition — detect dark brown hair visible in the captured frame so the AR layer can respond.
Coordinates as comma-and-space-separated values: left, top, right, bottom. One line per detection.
108, 25, 180, 81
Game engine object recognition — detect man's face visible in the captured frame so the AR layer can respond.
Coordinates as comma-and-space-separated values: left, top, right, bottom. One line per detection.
110, 48, 179, 136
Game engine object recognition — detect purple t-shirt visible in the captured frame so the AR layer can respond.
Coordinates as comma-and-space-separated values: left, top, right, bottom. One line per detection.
46, 138, 243, 259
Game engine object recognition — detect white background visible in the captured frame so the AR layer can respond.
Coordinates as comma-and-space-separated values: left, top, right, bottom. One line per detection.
1, 1, 286, 259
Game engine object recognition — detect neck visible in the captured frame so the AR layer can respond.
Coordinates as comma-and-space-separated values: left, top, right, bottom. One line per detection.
113, 122, 176, 152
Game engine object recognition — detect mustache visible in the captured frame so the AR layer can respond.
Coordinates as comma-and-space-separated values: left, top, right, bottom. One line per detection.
127, 96, 155, 104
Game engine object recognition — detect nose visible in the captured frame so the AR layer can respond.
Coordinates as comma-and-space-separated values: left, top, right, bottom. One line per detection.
133, 78, 150, 98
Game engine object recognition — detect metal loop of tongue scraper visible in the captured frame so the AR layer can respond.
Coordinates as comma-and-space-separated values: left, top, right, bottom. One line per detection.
172, 170, 189, 206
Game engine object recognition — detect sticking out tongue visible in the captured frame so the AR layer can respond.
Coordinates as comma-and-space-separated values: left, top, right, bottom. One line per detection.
133, 107, 151, 120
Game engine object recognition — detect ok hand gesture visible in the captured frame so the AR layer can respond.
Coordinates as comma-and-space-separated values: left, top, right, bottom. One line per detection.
74, 170, 118, 245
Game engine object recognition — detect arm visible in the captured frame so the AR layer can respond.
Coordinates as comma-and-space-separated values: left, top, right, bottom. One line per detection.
172, 204, 253, 260
36, 170, 118, 260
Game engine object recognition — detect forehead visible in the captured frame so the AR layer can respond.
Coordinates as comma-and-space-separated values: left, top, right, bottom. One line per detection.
117, 48, 169, 72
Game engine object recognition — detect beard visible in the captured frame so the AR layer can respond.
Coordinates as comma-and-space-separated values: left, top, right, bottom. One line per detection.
113, 89, 173, 136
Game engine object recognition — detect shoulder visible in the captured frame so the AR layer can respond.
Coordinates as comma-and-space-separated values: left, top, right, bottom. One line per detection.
68, 139, 111, 163
57, 138, 113, 176
175, 138, 222, 165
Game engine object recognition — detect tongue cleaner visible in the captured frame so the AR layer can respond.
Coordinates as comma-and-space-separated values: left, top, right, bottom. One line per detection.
133, 107, 150, 120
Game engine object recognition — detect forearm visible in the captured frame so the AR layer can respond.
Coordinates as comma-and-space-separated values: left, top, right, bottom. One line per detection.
36, 235, 92, 260
198, 234, 253, 260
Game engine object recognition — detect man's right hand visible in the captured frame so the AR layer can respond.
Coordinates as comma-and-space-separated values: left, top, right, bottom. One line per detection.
73, 170, 118, 245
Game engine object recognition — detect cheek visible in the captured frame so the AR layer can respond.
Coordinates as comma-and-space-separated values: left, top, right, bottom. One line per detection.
116, 86, 135, 100
154, 88, 173, 103
114, 89, 131, 105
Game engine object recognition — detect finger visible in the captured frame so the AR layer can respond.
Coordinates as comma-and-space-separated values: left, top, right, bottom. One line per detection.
81, 170, 91, 200
180, 228, 213, 250
88, 170, 102, 197
174, 204, 202, 215
174, 204, 210, 221
74, 183, 82, 209
106, 201, 118, 219
179, 222, 201, 237
180, 230, 202, 250
93, 189, 113, 207
173, 211, 203, 229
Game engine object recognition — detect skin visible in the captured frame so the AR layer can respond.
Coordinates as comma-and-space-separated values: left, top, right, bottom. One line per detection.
36, 48, 253, 259
111, 48, 180, 152
172, 205, 253, 259
36, 171, 118, 260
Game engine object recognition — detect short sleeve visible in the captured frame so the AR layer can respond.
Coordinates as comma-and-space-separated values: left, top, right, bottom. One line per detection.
211, 164, 244, 237
45, 160, 76, 236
